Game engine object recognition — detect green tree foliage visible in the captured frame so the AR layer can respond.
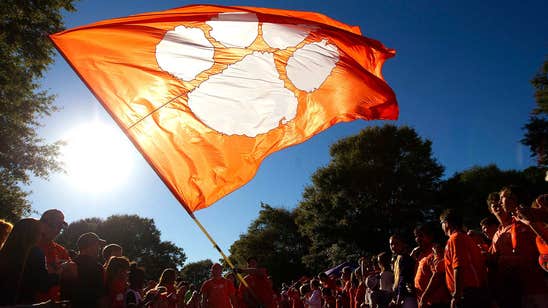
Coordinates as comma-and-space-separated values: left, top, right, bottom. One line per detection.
0, 0, 76, 221
57, 214, 186, 279
294, 125, 444, 272
180, 259, 213, 287
439, 165, 546, 227
522, 58, 548, 166
228, 203, 309, 287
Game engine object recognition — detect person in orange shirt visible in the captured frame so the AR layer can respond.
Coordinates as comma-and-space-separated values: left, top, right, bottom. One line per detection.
201, 263, 238, 308
492, 188, 548, 307
414, 249, 433, 301
37, 209, 71, 302
239, 257, 276, 308
440, 209, 487, 308
418, 232, 450, 308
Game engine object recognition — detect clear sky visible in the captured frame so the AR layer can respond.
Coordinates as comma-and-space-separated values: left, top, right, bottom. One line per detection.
29, 0, 547, 264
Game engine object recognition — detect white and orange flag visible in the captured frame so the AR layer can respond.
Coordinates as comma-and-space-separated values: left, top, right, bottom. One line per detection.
51, 5, 398, 212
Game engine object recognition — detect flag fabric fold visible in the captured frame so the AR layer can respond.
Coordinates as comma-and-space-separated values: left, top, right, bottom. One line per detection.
50, 5, 398, 212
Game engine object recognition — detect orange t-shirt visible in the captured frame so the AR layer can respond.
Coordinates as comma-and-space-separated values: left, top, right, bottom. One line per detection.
490, 222, 547, 294
353, 282, 365, 308
36, 241, 70, 301
444, 231, 486, 294
239, 273, 276, 308
201, 277, 236, 308
427, 254, 450, 305
414, 252, 433, 297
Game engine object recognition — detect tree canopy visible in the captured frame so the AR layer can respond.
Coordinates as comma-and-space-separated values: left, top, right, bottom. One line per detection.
229, 203, 309, 286
294, 125, 444, 272
57, 214, 186, 279
0, 0, 76, 221
179, 259, 213, 287
522, 58, 548, 167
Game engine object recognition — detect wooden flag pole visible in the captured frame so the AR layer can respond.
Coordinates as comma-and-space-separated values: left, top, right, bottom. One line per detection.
187, 212, 251, 289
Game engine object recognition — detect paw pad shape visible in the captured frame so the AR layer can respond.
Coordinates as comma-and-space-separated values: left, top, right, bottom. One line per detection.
156, 12, 339, 137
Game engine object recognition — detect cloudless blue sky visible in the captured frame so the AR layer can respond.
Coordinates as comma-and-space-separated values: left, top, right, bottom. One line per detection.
29, 0, 547, 264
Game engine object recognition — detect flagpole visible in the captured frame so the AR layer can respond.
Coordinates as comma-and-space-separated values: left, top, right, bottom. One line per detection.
187, 211, 251, 289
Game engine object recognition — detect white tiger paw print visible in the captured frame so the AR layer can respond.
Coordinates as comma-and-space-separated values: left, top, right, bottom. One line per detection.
155, 12, 340, 137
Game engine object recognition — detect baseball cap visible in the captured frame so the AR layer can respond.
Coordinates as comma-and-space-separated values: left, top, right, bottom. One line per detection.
77, 232, 106, 250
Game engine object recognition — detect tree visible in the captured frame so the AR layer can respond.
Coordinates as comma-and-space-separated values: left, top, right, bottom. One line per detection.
522, 58, 548, 167
180, 259, 213, 287
294, 125, 444, 272
439, 165, 546, 227
228, 203, 309, 287
0, 0, 76, 221
57, 214, 186, 279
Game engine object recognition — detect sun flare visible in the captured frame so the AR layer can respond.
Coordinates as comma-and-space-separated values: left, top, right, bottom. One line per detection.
62, 122, 133, 192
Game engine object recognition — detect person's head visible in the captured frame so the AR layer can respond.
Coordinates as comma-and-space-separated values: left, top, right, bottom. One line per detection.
105, 256, 130, 288
158, 268, 177, 287
102, 243, 123, 261
0, 219, 13, 249
77, 232, 106, 257
500, 185, 530, 215
318, 272, 328, 282
414, 223, 435, 249
299, 283, 310, 296
376, 251, 391, 271
129, 262, 146, 290
0, 218, 42, 304
0, 218, 42, 259
246, 256, 258, 268
439, 209, 463, 236
487, 191, 508, 223
389, 234, 407, 255
310, 279, 320, 290
40, 209, 67, 242
210, 263, 222, 278
341, 266, 352, 281
479, 215, 499, 240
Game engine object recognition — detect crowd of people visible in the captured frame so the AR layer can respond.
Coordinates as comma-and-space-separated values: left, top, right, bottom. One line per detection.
0, 185, 546, 308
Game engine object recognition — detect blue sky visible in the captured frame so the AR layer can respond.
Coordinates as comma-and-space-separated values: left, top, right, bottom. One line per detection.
29, 0, 547, 264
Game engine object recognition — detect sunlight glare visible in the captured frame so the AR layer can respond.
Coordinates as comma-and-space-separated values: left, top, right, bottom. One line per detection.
62, 122, 134, 192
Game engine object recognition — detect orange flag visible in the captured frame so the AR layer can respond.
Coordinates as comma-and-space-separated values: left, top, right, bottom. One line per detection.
50, 5, 398, 212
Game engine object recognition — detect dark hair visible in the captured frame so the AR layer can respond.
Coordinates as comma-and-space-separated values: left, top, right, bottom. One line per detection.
486, 192, 500, 208
414, 222, 436, 237
440, 208, 463, 229
376, 251, 391, 269
102, 243, 122, 260
105, 256, 130, 289
500, 185, 532, 207
0, 218, 42, 304
157, 268, 177, 287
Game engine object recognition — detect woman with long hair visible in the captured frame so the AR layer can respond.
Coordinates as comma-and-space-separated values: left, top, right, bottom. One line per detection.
0, 218, 45, 305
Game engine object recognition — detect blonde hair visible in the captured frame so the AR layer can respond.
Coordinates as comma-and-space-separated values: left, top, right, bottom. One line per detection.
0, 219, 14, 249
